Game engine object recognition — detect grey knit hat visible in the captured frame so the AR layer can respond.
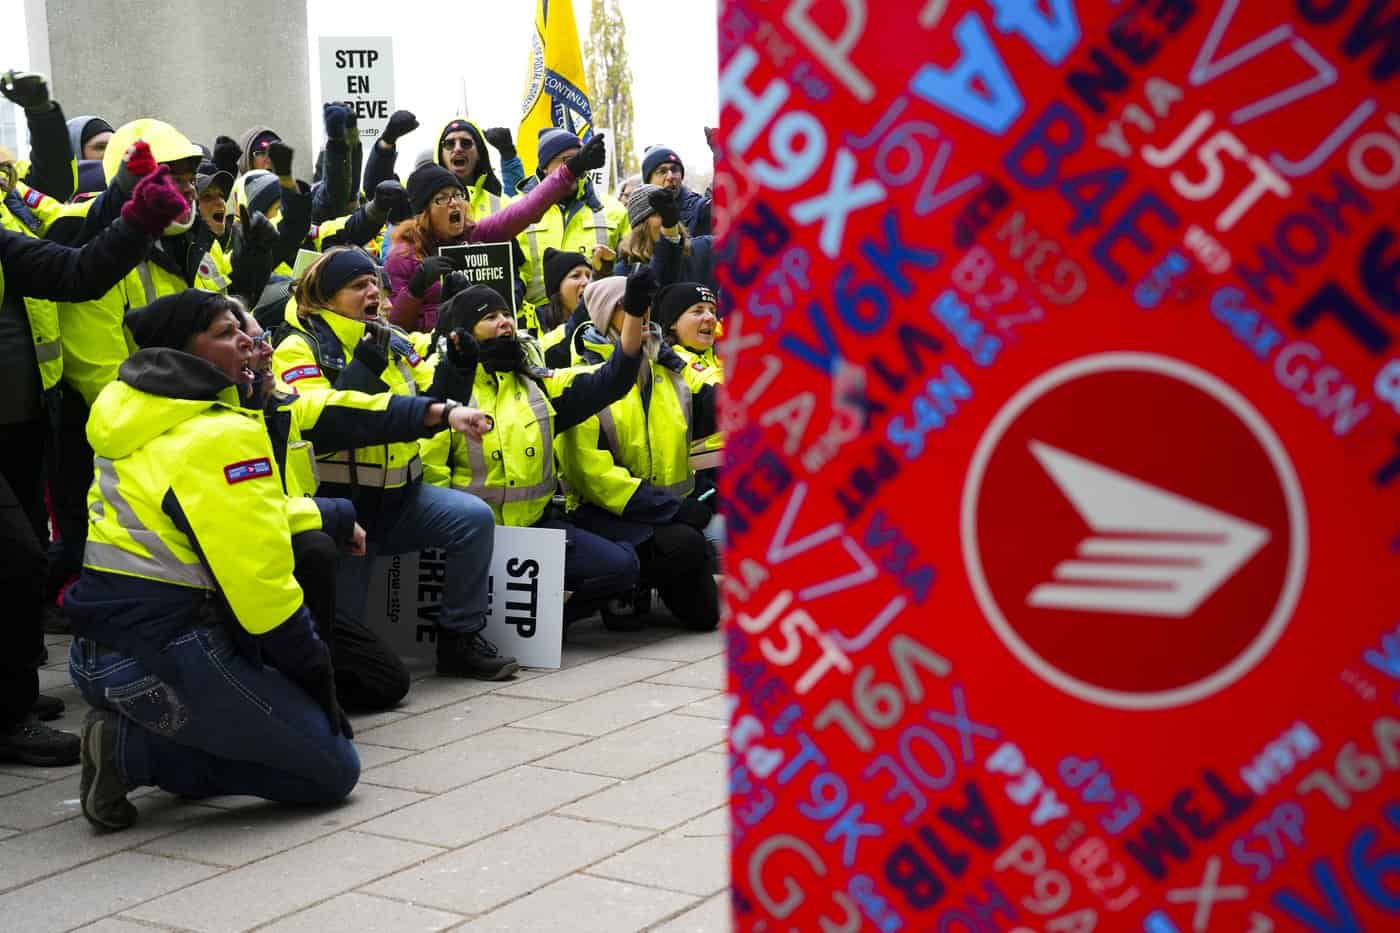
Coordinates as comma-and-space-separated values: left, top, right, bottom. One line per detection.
627, 184, 663, 228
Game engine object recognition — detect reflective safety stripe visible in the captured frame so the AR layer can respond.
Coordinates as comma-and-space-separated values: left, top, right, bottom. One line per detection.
487, 192, 501, 213
655, 477, 694, 496
596, 406, 622, 458
525, 226, 545, 299
690, 434, 724, 471
135, 262, 159, 306
84, 458, 215, 589
667, 369, 693, 431
317, 454, 424, 488
589, 210, 609, 248
393, 355, 418, 396
458, 379, 558, 504
34, 339, 61, 364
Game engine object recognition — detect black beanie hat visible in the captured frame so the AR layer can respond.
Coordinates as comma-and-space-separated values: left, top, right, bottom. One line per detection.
124, 290, 231, 351
407, 162, 466, 215
543, 247, 591, 298
440, 285, 510, 334
654, 282, 716, 332
642, 146, 683, 183
316, 249, 380, 301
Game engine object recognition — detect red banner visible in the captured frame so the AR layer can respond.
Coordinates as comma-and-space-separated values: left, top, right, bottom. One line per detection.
716, 2, 1400, 931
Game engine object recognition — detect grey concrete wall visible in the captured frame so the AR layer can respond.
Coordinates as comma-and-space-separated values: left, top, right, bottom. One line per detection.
28, 0, 313, 179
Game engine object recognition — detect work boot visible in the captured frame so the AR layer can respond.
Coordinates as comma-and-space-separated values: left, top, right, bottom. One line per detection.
0, 717, 80, 767
600, 586, 652, 633
80, 710, 137, 831
32, 694, 64, 721
436, 630, 519, 680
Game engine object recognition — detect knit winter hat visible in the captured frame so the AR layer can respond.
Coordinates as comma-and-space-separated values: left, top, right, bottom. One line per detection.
642, 146, 683, 183
536, 127, 581, 170
582, 275, 629, 334
627, 184, 664, 228
240, 170, 282, 217
124, 290, 229, 351
654, 282, 717, 332
543, 247, 591, 298
406, 162, 465, 215
440, 284, 510, 335
317, 248, 380, 300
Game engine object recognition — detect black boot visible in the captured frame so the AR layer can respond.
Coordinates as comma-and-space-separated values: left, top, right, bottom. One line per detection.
600, 586, 652, 632
32, 694, 64, 721
0, 717, 80, 767
436, 630, 520, 680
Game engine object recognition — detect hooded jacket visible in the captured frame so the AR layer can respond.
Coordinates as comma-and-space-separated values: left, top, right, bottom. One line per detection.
237, 125, 280, 176
65, 349, 324, 679
362, 118, 524, 213
513, 173, 629, 305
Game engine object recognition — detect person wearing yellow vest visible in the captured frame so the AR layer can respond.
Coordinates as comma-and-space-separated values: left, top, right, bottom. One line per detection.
655, 282, 726, 552
64, 290, 362, 831
237, 308, 487, 710
272, 248, 512, 680
47, 123, 283, 605
515, 128, 630, 306
384, 134, 605, 332
555, 276, 721, 632
194, 167, 234, 283
0, 171, 188, 769
420, 278, 652, 619
536, 247, 593, 369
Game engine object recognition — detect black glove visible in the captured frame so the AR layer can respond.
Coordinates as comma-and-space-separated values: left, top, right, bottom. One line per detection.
323, 102, 349, 141
268, 141, 294, 177
343, 103, 358, 143
372, 179, 408, 216
446, 327, 479, 371
565, 134, 606, 178
355, 320, 392, 374
484, 127, 516, 159
674, 497, 713, 531
648, 188, 681, 228
381, 110, 418, 145
623, 267, 659, 318
0, 70, 51, 112
239, 205, 279, 249
478, 336, 527, 374
408, 255, 464, 298
213, 135, 242, 176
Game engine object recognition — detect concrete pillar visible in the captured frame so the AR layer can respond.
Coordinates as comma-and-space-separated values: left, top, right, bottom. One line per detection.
26, 0, 313, 179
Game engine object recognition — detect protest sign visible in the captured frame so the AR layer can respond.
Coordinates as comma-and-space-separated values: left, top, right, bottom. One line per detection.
439, 241, 517, 314
317, 37, 395, 143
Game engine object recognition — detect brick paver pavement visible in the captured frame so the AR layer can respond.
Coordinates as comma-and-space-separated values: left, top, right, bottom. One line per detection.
0, 621, 732, 932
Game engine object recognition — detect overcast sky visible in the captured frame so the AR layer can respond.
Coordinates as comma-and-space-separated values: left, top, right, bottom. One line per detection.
307, 0, 719, 176
4, 1, 718, 174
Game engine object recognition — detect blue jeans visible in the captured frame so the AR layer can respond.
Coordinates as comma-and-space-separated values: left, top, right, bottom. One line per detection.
338, 482, 495, 635
69, 629, 359, 803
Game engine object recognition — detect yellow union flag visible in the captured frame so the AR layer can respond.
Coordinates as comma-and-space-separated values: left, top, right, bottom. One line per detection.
517, 0, 594, 177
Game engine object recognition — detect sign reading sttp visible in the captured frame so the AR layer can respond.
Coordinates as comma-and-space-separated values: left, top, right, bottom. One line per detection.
317, 36, 395, 144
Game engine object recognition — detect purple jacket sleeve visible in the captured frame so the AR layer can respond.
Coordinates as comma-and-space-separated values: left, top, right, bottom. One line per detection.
385, 245, 441, 329
469, 165, 578, 243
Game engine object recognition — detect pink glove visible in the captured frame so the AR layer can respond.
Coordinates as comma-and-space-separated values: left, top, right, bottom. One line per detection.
121, 166, 188, 236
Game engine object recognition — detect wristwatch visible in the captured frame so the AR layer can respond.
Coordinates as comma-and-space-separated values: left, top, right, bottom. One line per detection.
440, 400, 461, 427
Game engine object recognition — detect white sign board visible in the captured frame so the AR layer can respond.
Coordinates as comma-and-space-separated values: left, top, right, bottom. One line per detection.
366, 525, 567, 669
589, 127, 613, 195
318, 37, 395, 145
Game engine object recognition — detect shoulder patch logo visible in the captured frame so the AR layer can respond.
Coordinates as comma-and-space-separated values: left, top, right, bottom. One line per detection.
24, 188, 43, 208
281, 364, 321, 384
224, 458, 273, 484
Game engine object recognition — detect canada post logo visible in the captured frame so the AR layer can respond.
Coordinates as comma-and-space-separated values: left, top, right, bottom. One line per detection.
224, 457, 274, 485
961, 354, 1308, 710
